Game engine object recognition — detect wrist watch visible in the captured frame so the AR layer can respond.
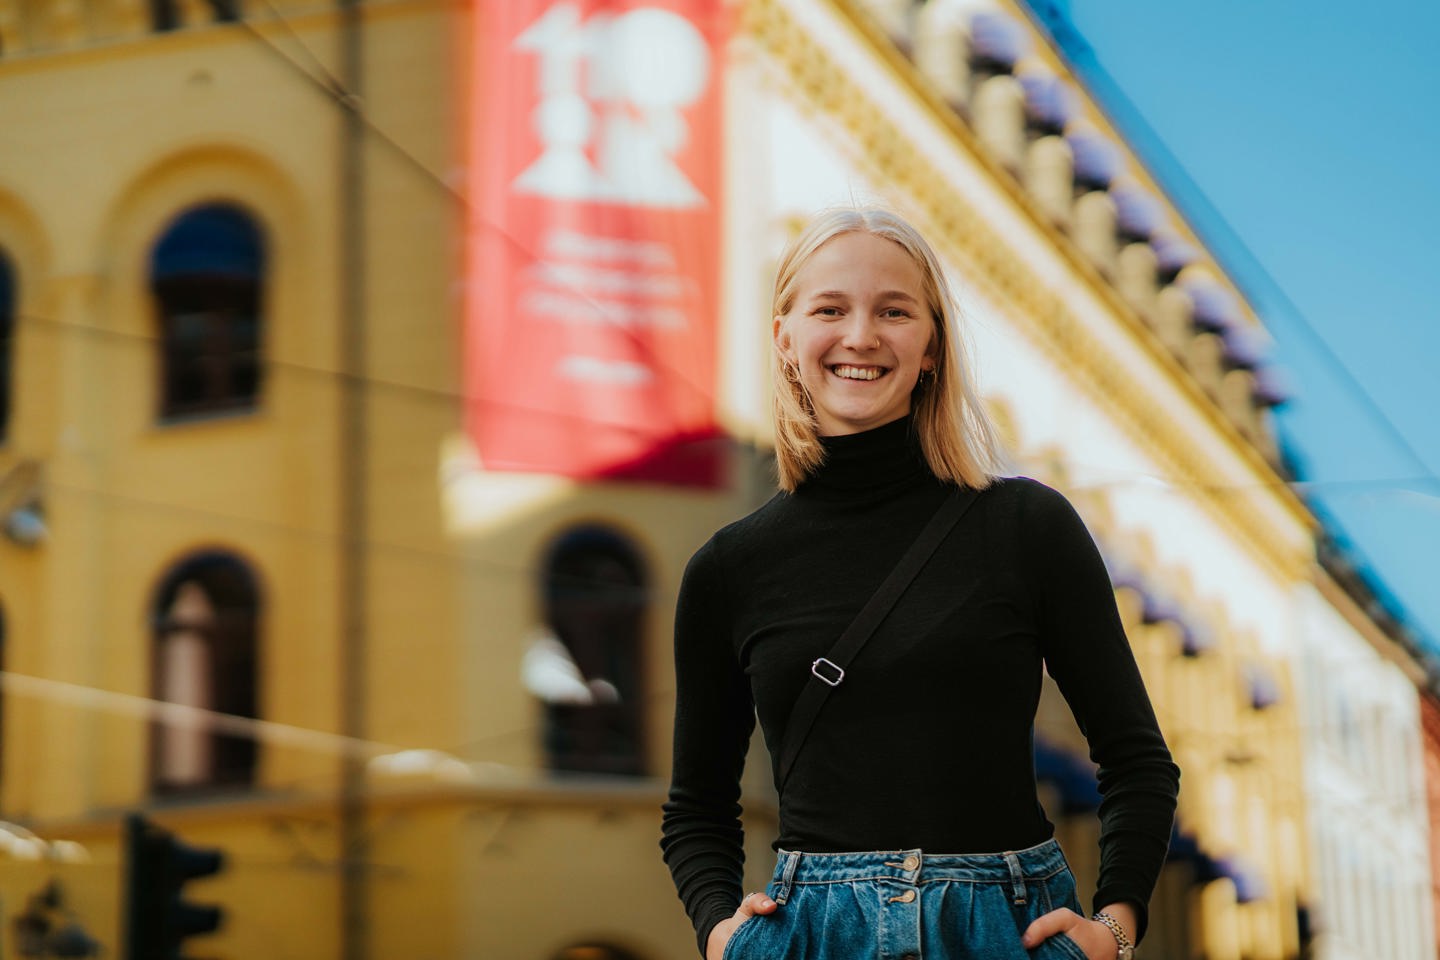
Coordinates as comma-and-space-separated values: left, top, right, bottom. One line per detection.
1091, 912, 1135, 960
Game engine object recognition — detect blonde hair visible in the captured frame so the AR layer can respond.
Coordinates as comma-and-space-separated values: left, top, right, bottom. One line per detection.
771, 207, 1006, 492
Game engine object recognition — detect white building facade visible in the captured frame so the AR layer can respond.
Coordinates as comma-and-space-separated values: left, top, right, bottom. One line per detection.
1295, 583, 1433, 960
706, 1, 1438, 958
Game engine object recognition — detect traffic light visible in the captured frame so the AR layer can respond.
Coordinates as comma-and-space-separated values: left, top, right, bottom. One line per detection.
122, 814, 226, 960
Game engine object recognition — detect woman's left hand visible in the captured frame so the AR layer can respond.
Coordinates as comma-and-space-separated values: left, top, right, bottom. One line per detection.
1021, 909, 1119, 959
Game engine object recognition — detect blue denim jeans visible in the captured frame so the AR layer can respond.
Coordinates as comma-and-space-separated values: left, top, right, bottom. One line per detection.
722, 839, 1090, 960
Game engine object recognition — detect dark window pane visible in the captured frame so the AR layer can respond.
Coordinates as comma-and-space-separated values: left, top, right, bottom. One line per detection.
537, 527, 649, 777
153, 206, 261, 279
149, 206, 265, 420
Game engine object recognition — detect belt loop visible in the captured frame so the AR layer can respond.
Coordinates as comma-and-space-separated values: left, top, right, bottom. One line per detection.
1004, 850, 1026, 905
775, 850, 802, 904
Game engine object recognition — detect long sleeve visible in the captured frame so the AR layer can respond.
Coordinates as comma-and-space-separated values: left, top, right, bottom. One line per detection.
660, 538, 757, 958
1023, 482, 1180, 943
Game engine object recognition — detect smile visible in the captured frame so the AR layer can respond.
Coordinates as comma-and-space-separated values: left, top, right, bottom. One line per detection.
830, 364, 889, 381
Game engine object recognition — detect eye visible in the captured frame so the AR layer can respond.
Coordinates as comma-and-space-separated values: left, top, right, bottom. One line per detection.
882, 307, 914, 320
811, 306, 843, 318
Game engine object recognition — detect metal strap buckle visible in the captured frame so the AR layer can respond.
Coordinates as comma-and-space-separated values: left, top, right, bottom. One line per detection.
810, 657, 845, 687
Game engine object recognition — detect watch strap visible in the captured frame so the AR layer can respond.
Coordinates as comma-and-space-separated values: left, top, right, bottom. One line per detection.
1092, 911, 1134, 959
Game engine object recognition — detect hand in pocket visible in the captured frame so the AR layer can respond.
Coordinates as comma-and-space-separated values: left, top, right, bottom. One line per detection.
706, 892, 778, 960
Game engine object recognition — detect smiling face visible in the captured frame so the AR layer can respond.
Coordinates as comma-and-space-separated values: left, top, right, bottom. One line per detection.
774, 231, 937, 437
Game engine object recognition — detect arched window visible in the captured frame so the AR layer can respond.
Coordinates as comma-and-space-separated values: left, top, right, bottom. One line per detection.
524, 526, 648, 776
149, 204, 265, 420
150, 552, 260, 793
0, 249, 14, 444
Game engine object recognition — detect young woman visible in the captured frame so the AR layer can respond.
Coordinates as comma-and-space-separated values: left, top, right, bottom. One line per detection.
661, 208, 1179, 960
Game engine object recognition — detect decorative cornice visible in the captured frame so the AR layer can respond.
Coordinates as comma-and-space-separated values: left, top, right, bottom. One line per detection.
744, 0, 1314, 582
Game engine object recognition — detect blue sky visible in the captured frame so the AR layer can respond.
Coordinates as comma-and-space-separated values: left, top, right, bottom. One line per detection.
1029, 0, 1440, 655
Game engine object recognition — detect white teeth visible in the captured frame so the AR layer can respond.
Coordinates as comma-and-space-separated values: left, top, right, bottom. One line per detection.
833, 365, 884, 381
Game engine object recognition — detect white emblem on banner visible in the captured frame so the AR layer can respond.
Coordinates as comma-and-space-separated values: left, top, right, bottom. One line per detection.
512, 3, 710, 208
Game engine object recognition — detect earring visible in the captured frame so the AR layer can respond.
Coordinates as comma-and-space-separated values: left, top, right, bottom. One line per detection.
783, 360, 801, 383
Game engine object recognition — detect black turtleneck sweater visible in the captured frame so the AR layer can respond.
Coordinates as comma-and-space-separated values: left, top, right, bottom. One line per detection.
660, 417, 1179, 956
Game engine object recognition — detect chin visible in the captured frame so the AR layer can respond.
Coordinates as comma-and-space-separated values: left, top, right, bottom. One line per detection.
819, 405, 908, 435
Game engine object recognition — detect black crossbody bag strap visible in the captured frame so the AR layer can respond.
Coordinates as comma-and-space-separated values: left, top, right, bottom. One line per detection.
776, 487, 980, 791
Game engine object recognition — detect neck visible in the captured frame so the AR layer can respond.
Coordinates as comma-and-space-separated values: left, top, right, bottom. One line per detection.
799, 416, 934, 500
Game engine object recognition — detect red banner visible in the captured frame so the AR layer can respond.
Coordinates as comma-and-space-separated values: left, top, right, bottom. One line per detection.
466, 0, 728, 485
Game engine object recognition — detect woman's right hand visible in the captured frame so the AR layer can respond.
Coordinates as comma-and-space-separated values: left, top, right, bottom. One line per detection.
706, 892, 778, 960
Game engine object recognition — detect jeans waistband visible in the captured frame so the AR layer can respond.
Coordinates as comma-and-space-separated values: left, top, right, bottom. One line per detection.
766, 838, 1068, 904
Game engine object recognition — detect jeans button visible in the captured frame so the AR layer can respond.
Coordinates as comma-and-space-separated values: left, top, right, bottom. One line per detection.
901, 855, 920, 871
887, 889, 916, 904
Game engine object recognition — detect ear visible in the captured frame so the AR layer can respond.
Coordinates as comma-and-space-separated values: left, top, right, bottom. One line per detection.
923, 325, 940, 370
773, 316, 794, 364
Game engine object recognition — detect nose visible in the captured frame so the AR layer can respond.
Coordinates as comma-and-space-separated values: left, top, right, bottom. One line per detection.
839, 314, 880, 351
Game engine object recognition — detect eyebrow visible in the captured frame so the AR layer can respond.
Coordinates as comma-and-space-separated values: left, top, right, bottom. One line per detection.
808, 290, 920, 303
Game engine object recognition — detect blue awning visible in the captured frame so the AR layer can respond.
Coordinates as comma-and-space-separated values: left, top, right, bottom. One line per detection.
970, 12, 1030, 70
1221, 326, 1269, 370
1167, 829, 1267, 902
1251, 365, 1292, 407
1246, 663, 1282, 709
1111, 186, 1165, 240
1033, 736, 1100, 814
1180, 620, 1216, 656
1217, 854, 1268, 902
1151, 232, 1199, 277
1066, 132, 1121, 190
1019, 71, 1076, 133
1180, 277, 1240, 332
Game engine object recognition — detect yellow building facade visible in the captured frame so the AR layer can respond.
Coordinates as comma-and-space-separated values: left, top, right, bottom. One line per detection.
0, 1, 1427, 959
1, 1, 472, 956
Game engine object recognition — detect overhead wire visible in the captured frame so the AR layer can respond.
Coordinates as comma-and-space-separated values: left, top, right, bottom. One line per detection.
9, 305, 1439, 508
4, 655, 1435, 823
